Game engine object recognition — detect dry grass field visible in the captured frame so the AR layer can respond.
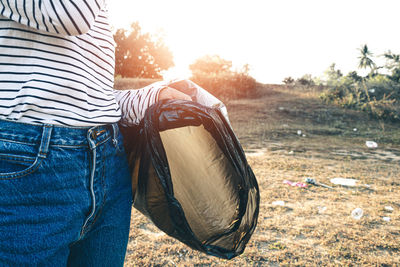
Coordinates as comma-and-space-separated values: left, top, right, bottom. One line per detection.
118, 81, 400, 266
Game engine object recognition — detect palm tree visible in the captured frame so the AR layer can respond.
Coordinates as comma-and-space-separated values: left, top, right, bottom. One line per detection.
358, 44, 377, 75
383, 50, 400, 70
357, 44, 376, 101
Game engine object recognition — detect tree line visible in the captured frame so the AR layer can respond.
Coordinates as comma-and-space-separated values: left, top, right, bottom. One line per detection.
284, 44, 400, 122
114, 22, 174, 78
113, 22, 257, 99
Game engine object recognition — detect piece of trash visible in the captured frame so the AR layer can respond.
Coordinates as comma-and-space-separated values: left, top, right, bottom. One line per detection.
317, 206, 327, 214
353, 128, 358, 132
302, 134, 306, 137
368, 88, 376, 93
288, 151, 294, 155
365, 141, 378, 148
351, 208, 364, 220
382, 217, 391, 222
272, 201, 285, 206
279, 107, 285, 111
297, 130, 302, 136
282, 124, 289, 127
330, 178, 358, 187
384, 206, 394, 212
305, 178, 334, 189
283, 180, 308, 188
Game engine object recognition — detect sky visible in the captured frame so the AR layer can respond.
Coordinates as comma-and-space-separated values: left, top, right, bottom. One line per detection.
108, 0, 400, 84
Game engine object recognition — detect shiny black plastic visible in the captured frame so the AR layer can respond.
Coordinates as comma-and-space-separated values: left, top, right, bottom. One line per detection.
121, 99, 260, 259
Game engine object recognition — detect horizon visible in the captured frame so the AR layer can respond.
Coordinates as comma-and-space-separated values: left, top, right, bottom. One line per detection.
109, 0, 400, 84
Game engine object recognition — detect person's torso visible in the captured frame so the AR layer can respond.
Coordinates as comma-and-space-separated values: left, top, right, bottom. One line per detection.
0, 9, 120, 126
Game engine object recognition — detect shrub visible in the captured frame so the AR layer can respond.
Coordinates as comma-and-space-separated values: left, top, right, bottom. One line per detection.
190, 71, 257, 100
389, 68, 400, 83
189, 55, 232, 76
347, 71, 362, 82
189, 55, 257, 100
283, 77, 295, 85
320, 72, 400, 121
362, 98, 399, 121
364, 74, 400, 100
295, 74, 315, 87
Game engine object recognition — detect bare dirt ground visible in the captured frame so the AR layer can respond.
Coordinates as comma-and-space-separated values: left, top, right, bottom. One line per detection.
123, 84, 400, 266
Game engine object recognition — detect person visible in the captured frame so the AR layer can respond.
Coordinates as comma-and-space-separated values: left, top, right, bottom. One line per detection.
0, 1, 190, 266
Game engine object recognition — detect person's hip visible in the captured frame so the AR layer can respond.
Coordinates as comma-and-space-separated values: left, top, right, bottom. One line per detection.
0, 118, 132, 265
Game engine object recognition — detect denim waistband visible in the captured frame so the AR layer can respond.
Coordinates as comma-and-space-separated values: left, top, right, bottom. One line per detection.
0, 119, 120, 148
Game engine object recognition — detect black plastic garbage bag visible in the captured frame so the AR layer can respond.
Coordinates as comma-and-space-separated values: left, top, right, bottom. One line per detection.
121, 99, 260, 260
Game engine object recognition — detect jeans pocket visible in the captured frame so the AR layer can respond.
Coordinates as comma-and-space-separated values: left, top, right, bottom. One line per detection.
0, 139, 43, 180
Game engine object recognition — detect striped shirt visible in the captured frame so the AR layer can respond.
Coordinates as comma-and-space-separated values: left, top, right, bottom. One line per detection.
0, 0, 162, 126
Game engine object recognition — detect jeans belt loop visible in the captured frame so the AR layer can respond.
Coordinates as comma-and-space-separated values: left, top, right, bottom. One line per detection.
87, 127, 97, 151
111, 123, 118, 147
38, 124, 53, 159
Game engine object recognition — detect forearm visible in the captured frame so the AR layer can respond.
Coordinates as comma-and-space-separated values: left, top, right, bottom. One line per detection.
0, 0, 105, 35
113, 86, 163, 126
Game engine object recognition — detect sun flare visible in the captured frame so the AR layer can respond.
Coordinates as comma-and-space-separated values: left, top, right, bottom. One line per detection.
109, 0, 400, 83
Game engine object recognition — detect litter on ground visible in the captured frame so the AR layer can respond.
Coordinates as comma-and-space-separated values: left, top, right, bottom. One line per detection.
351, 208, 364, 220
317, 206, 327, 214
330, 178, 358, 187
384, 206, 394, 212
305, 178, 333, 189
272, 201, 285, 206
283, 180, 308, 188
365, 141, 378, 148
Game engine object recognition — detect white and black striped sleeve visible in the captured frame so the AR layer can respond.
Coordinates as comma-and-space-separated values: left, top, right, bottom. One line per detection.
113, 86, 164, 126
0, 0, 105, 35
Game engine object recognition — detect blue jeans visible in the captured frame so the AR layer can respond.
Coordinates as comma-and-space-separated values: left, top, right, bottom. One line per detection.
0, 119, 133, 266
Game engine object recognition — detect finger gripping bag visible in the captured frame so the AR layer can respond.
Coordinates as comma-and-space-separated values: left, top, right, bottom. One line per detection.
121, 99, 260, 260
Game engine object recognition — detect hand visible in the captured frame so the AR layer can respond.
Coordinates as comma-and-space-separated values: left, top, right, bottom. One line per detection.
158, 87, 192, 101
